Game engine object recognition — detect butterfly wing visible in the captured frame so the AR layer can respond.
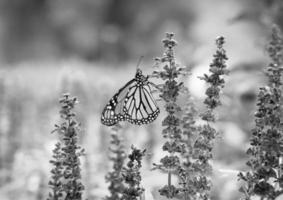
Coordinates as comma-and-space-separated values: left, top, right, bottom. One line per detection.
101, 68, 160, 126
123, 83, 160, 125
101, 79, 135, 126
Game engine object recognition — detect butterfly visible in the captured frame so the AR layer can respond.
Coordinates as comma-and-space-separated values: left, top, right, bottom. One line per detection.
101, 68, 160, 126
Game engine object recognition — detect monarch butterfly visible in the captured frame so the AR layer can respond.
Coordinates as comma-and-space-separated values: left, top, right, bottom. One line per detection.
101, 68, 160, 126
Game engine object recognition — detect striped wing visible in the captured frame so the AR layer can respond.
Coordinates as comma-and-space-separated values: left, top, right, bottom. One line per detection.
123, 83, 160, 125
101, 79, 135, 126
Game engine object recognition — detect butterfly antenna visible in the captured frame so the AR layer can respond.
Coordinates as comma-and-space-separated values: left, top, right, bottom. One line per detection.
136, 56, 144, 70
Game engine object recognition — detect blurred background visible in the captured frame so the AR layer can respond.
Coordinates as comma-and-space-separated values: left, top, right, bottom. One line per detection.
0, 0, 282, 199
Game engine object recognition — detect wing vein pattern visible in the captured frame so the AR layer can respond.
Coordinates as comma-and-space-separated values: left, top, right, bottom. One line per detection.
101, 69, 160, 126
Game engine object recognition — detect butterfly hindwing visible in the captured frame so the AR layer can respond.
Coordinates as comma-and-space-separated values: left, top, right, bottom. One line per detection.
101, 95, 122, 126
123, 80, 160, 125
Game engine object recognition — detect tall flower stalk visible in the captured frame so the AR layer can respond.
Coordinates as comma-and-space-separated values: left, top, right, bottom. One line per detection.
121, 146, 146, 200
179, 36, 228, 200
239, 26, 283, 200
105, 125, 126, 200
196, 36, 228, 199
47, 93, 85, 200
153, 32, 188, 199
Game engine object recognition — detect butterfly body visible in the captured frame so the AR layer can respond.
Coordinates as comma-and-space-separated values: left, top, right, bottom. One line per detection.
101, 69, 160, 126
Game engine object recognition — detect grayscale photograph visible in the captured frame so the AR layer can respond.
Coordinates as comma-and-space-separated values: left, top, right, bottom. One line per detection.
0, 0, 282, 200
